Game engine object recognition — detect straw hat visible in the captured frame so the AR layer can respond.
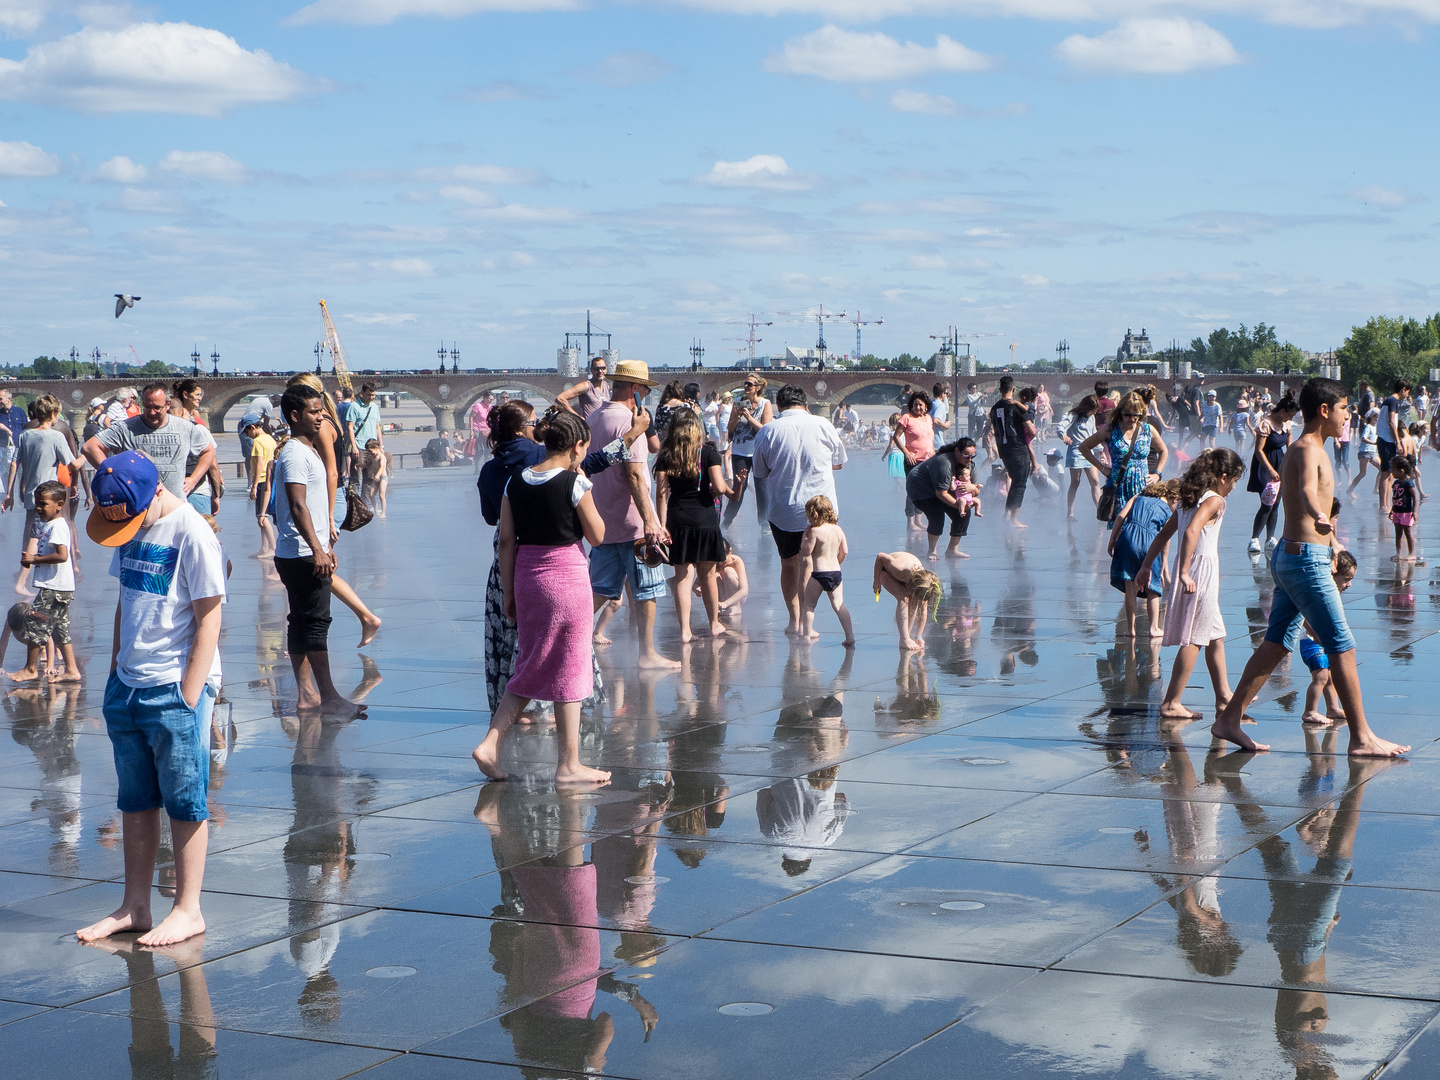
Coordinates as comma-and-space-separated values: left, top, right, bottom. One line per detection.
610, 359, 658, 388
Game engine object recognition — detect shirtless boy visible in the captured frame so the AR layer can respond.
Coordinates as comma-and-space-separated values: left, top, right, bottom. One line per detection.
798, 496, 855, 645
1212, 378, 1409, 758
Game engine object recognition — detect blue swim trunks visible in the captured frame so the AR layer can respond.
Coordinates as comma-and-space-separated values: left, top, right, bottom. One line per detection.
1299, 638, 1328, 672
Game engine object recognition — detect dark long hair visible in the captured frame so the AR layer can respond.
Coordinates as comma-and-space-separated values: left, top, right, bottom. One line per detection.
1178, 447, 1245, 508
487, 400, 535, 449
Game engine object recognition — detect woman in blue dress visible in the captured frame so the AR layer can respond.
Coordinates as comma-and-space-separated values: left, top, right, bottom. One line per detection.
1109, 479, 1179, 637
1079, 390, 1170, 527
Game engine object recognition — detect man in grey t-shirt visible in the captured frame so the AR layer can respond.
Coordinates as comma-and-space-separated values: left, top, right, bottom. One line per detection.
83, 384, 214, 499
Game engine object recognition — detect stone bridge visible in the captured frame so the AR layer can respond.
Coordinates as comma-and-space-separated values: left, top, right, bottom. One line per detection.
8, 369, 1309, 434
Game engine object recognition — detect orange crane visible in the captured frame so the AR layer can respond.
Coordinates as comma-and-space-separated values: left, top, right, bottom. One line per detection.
318, 300, 354, 391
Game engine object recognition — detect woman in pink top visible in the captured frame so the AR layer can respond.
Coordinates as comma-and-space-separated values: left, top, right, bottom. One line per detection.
469, 392, 493, 469
886, 391, 936, 528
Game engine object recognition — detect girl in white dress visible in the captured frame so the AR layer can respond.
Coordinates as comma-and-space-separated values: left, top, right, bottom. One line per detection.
1136, 448, 1247, 720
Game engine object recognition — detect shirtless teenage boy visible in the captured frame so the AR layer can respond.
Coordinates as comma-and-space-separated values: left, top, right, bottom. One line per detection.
1212, 378, 1409, 758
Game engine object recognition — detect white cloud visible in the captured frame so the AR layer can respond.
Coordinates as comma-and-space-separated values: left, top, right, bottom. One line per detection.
457, 202, 580, 222
384, 258, 435, 276
1057, 18, 1241, 74
765, 26, 991, 82
289, 0, 579, 25
569, 50, 675, 87
413, 164, 548, 185
104, 187, 192, 215
1349, 185, 1417, 208
890, 89, 958, 115
0, 139, 59, 177
159, 150, 251, 183
0, 1, 48, 35
1021, 273, 1051, 285
0, 22, 329, 115
693, 154, 823, 191
438, 185, 502, 207
95, 155, 147, 182
346, 312, 418, 325
904, 254, 948, 269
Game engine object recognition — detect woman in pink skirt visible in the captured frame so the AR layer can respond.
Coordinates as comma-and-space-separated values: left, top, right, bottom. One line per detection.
473, 411, 611, 785
1135, 448, 1247, 720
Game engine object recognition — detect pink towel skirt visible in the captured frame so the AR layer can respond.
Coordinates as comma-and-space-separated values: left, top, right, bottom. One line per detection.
507, 541, 594, 704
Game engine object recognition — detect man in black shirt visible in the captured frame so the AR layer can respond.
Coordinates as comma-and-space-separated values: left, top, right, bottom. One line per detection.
989, 375, 1036, 526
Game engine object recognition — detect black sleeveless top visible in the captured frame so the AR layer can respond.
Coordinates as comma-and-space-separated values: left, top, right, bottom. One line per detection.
507, 469, 584, 546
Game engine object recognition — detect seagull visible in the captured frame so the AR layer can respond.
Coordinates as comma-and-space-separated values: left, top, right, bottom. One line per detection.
114, 294, 141, 319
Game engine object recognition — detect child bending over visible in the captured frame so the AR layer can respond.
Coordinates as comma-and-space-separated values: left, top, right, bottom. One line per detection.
872, 551, 942, 653
799, 496, 855, 645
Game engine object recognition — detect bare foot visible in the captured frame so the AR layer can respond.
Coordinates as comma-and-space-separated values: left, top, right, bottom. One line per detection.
1149, 627, 1164, 639
1211, 716, 1270, 752
1348, 733, 1409, 758
52, 669, 81, 683
679, 629, 693, 644
1159, 705, 1201, 719
1327, 710, 1348, 721
900, 638, 923, 653
1012, 521, 1029, 529
1117, 628, 1135, 639
592, 634, 612, 646
804, 630, 821, 641
842, 637, 856, 646
358, 615, 382, 648
1300, 711, 1328, 726
136, 908, 205, 947
927, 553, 940, 562
77, 904, 152, 942
637, 653, 681, 671
6, 668, 38, 683
472, 743, 509, 781
555, 763, 612, 786
946, 549, 970, 559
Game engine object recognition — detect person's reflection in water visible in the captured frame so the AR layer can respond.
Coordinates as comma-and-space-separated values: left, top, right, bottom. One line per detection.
7, 685, 83, 873
282, 710, 379, 1027
756, 768, 852, 876
479, 787, 660, 1076
990, 553, 1037, 678
874, 654, 940, 727
1216, 755, 1389, 1080
83, 937, 218, 1079
927, 581, 982, 680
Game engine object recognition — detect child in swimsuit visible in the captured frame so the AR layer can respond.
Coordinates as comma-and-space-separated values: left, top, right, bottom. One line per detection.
952, 464, 983, 517
872, 550, 942, 653
799, 496, 855, 645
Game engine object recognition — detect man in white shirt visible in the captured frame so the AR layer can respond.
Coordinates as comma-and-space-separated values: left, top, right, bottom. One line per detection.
274, 384, 362, 720
752, 384, 847, 635
964, 383, 986, 440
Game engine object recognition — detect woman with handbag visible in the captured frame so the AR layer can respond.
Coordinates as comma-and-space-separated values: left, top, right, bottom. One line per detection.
286, 373, 383, 647
1080, 391, 1169, 527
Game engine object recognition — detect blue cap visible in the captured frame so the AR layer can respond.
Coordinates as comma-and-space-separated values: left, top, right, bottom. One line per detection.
86, 451, 160, 547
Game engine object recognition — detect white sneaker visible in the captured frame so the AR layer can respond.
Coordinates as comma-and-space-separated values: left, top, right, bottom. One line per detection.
1265, 537, 1280, 553
1247, 537, 1263, 554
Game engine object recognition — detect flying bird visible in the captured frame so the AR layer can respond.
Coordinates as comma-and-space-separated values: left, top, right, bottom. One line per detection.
114, 294, 141, 319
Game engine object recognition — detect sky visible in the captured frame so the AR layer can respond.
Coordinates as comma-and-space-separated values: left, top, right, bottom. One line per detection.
0, 0, 1434, 373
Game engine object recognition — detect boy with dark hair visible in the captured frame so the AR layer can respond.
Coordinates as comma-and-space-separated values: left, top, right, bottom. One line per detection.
988, 375, 1035, 527
11, 480, 78, 682
1212, 378, 1408, 758
76, 450, 226, 946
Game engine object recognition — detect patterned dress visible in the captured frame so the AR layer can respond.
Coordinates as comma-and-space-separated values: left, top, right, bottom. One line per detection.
1103, 421, 1152, 520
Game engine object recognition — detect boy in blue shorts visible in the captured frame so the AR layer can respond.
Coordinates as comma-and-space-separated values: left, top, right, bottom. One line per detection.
76, 451, 227, 947
1300, 549, 1356, 725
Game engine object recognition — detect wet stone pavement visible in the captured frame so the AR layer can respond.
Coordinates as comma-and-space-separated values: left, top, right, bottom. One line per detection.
4, 453, 1440, 1078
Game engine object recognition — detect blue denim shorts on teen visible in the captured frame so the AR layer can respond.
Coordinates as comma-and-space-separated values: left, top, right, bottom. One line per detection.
1265, 543, 1355, 656
589, 541, 666, 602
103, 673, 217, 822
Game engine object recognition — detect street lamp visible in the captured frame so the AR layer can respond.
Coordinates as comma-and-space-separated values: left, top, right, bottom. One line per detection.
211, 348, 220, 377
437, 343, 447, 375
191, 346, 201, 377
450, 344, 460, 373
69, 346, 79, 379
91, 347, 102, 377
315, 341, 324, 377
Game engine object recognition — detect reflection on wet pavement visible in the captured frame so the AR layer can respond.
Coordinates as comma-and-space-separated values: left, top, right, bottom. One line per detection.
2, 462, 1440, 1077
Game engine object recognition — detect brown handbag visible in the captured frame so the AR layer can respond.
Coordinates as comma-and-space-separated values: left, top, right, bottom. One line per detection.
340, 481, 374, 532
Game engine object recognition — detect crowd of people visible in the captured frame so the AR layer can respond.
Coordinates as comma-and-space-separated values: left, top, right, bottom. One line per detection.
0, 356, 1401, 953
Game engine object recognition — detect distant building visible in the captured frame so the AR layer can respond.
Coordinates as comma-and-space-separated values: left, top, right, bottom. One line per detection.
1116, 328, 1154, 363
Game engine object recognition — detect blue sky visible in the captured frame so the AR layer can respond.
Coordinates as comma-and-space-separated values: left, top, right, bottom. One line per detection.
0, 1, 1433, 371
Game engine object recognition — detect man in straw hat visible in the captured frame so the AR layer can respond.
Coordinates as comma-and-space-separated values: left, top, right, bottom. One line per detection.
76, 450, 226, 947
585, 359, 678, 670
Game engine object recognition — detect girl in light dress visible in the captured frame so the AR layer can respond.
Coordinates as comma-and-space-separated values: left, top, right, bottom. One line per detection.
1135, 449, 1247, 720
1061, 395, 1102, 519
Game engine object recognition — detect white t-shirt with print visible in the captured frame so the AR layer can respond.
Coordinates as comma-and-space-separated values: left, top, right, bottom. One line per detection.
274, 439, 331, 558
108, 503, 227, 689
31, 516, 74, 592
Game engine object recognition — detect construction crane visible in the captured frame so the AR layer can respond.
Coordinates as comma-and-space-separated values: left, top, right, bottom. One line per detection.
317, 300, 355, 391
1009, 339, 1019, 368
776, 305, 846, 353
700, 314, 773, 362
851, 311, 883, 362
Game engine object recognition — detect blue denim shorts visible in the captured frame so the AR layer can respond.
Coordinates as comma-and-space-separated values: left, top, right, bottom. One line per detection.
589, 541, 666, 602
1265, 543, 1355, 656
103, 673, 217, 822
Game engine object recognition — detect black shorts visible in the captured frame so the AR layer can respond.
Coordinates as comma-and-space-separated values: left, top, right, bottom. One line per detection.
274, 555, 333, 654
254, 481, 269, 520
769, 523, 805, 559
811, 570, 842, 593
1378, 439, 1398, 471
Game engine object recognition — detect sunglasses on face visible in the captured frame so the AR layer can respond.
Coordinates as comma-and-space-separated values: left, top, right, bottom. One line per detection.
522, 420, 537, 427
